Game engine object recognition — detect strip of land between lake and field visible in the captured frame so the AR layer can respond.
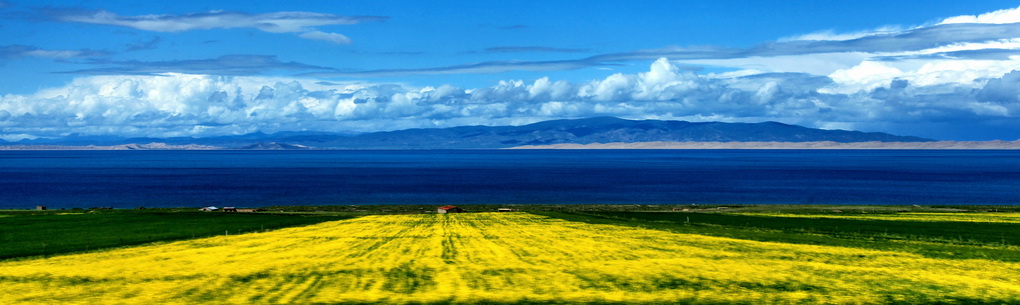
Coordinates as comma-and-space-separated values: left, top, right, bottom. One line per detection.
510, 140, 1020, 149
2, 140, 1019, 150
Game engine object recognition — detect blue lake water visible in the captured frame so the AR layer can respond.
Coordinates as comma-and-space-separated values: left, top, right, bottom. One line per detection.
0, 150, 1018, 209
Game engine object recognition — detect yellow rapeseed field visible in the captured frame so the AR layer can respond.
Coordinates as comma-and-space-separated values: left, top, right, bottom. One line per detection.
740, 212, 1020, 223
2, 213, 1019, 304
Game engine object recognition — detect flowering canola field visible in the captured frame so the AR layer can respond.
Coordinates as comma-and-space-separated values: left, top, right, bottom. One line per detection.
2, 213, 1019, 304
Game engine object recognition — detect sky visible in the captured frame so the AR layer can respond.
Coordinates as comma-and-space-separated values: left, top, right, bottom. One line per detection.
2, 1, 1020, 141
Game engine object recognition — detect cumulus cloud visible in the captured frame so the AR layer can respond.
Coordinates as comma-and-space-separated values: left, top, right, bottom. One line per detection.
51, 9, 385, 44
3, 58, 1019, 141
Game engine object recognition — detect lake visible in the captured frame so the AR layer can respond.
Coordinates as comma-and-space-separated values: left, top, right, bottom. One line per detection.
0, 150, 1018, 209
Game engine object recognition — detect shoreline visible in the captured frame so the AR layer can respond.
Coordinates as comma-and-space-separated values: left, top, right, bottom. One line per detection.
3, 140, 1020, 150
510, 140, 1020, 150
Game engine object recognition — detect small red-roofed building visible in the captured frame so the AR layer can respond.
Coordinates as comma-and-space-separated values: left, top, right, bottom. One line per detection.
437, 205, 462, 213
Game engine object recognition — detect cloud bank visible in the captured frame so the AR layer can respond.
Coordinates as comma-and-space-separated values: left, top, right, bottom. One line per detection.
2, 58, 1018, 141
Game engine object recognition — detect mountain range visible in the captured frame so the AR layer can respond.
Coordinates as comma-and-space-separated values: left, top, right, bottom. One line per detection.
1, 117, 934, 149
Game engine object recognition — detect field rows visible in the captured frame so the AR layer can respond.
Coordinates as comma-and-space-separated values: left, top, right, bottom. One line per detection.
2, 213, 1020, 304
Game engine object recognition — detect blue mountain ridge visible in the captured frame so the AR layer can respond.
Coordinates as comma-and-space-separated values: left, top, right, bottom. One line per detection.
7, 117, 932, 149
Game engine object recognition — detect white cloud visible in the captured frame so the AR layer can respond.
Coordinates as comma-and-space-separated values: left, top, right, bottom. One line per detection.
57, 10, 382, 44
908, 38, 1020, 55
22, 50, 88, 58
824, 61, 905, 94
528, 77, 572, 100
298, 31, 352, 44
778, 27, 904, 42
821, 55, 1020, 95
61, 10, 372, 32
1, 45, 107, 59
940, 6, 1020, 24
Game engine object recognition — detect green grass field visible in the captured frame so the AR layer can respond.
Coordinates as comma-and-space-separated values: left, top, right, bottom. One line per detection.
0, 209, 349, 260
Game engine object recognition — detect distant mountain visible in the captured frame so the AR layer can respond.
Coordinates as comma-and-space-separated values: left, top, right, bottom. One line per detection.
3, 117, 933, 149
269, 117, 931, 149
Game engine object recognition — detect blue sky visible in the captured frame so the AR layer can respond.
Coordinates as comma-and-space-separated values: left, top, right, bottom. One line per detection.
2, 1, 1020, 141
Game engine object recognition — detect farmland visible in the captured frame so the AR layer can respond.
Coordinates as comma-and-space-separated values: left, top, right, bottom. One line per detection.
2, 212, 1020, 304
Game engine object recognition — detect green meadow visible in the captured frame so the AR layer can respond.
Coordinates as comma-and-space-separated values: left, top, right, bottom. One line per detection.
0, 209, 348, 260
